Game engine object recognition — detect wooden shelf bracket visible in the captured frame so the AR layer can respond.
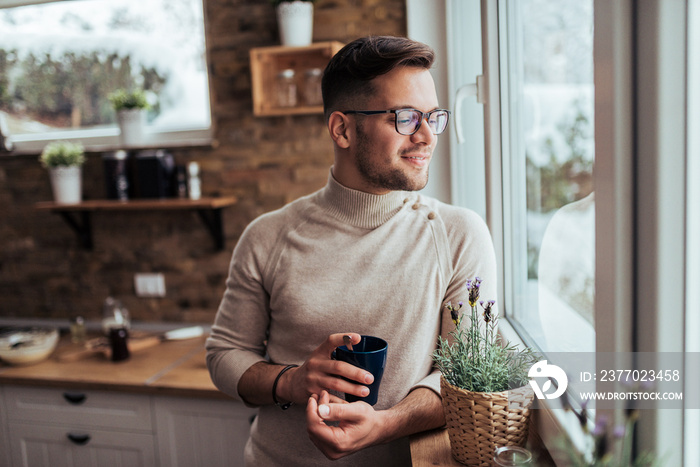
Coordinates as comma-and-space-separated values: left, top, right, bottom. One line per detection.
195, 208, 224, 251
57, 211, 93, 250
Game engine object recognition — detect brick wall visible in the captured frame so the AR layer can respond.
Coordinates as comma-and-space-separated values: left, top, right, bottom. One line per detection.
0, 0, 406, 324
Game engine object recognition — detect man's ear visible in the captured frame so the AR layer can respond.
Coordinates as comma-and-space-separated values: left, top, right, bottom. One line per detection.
328, 111, 352, 149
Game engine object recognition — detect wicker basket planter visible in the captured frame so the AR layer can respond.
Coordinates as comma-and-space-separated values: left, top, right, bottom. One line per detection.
440, 375, 535, 466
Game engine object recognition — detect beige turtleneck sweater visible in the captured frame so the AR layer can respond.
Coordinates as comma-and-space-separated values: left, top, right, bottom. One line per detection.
206, 171, 497, 466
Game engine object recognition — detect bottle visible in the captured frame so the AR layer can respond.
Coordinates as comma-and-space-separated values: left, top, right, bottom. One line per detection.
276, 69, 297, 107
187, 162, 201, 200
70, 316, 86, 344
101, 296, 130, 335
103, 150, 130, 200
175, 165, 188, 199
109, 327, 130, 362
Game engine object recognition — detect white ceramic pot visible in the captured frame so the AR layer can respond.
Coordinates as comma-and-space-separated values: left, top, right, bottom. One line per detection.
49, 166, 82, 204
117, 108, 145, 147
276, 1, 313, 47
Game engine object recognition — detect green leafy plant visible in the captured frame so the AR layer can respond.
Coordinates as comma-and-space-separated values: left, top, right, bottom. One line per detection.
433, 277, 538, 392
108, 89, 150, 111
39, 141, 85, 168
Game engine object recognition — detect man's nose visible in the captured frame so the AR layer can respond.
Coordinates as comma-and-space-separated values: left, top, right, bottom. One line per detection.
411, 116, 437, 144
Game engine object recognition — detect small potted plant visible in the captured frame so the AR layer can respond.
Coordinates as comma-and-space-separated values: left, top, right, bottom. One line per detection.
109, 89, 150, 147
271, 0, 315, 47
433, 277, 539, 465
39, 141, 85, 204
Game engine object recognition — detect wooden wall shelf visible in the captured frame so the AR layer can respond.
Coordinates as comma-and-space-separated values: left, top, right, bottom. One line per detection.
35, 197, 238, 251
250, 41, 344, 117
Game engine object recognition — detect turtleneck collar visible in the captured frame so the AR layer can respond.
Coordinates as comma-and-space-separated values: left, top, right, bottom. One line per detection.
318, 169, 411, 229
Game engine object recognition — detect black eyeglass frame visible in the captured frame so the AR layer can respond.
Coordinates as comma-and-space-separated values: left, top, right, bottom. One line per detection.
341, 108, 451, 136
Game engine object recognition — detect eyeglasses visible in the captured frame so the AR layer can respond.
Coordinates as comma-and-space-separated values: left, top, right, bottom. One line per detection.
342, 108, 451, 136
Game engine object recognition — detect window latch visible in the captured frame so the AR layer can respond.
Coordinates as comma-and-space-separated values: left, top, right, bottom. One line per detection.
454, 75, 485, 144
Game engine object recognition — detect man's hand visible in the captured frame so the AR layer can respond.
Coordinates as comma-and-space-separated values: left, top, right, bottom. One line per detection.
306, 390, 385, 460
275, 333, 375, 405
307, 386, 446, 460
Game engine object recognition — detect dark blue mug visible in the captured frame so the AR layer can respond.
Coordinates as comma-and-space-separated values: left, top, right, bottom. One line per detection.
334, 335, 388, 406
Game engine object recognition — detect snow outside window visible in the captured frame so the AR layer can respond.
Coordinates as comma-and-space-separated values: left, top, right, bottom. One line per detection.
0, 0, 211, 153
499, 0, 595, 355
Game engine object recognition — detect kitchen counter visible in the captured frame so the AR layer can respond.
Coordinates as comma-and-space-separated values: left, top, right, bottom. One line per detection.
409, 428, 463, 466
409, 419, 555, 466
0, 332, 225, 399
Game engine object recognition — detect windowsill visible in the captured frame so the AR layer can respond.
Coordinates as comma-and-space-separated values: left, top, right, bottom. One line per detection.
499, 317, 591, 465
4, 126, 214, 155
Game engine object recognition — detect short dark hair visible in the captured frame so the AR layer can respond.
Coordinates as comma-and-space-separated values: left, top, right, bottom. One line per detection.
321, 36, 435, 120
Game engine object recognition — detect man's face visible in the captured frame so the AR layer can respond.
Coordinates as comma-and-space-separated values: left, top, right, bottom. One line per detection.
349, 66, 440, 194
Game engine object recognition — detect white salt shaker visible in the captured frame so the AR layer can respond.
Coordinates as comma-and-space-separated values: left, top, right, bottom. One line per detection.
188, 162, 201, 200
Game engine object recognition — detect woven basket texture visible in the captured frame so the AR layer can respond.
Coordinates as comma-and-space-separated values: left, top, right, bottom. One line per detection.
440, 375, 535, 466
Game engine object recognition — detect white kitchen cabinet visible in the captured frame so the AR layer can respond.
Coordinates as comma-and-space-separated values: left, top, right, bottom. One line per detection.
154, 396, 256, 467
2, 385, 155, 467
8, 424, 155, 467
1, 385, 256, 467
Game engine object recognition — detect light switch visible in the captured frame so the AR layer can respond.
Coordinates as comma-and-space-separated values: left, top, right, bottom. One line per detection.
134, 273, 166, 298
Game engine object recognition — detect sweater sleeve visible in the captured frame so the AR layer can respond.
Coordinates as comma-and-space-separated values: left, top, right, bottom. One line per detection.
409, 206, 498, 396
205, 215, 276, 402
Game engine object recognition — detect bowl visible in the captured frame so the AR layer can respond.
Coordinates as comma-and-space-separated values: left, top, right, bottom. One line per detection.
0, 327, 60, 366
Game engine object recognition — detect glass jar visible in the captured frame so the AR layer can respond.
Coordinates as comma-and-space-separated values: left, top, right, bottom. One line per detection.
303, 68, 323, 106
493, 446, 532, 466
276, 69, 297, 107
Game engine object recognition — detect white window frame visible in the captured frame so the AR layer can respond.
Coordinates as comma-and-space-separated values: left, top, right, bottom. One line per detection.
0, 0, 214, 155
685, 1, 700, 464
632, 0, 689, 463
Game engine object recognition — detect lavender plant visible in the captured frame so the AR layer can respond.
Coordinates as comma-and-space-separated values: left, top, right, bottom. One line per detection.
433, 277, 538, 393
559, 397, 656, 467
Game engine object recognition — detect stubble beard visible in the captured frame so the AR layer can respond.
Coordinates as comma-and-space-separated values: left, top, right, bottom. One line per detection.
354, 126, 430, 193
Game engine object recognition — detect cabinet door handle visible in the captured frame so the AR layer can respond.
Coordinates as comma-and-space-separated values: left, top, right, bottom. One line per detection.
66, 433, 91, 445
63, 392, 87, 405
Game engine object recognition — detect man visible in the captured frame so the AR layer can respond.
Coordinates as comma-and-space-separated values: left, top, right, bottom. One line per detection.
206, 35, 497, 465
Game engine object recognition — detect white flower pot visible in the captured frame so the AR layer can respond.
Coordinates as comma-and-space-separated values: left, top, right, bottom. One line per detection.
49, 166, 82, 204
117, 109, 145, 148
276, 1, 313, 47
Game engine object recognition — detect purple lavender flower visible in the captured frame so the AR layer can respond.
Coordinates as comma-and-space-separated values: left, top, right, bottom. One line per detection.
467, 277, 482, 306
481, 300, 495, 323
446, 301, 462, 326
592, 415, 608, 436
613, 425, 626, 438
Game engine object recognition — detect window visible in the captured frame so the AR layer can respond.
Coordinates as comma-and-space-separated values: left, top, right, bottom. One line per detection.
442, 0, 695, 462
0, 0, 211, 154
498, 0, 595, 354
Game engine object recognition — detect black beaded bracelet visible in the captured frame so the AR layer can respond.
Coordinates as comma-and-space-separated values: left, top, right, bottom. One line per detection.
272, 364, 298, 410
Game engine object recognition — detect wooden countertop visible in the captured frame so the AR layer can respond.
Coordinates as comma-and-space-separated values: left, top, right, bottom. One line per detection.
409, 419, 555, 466
409, 428, 463, 466
0, 333, 227, 399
